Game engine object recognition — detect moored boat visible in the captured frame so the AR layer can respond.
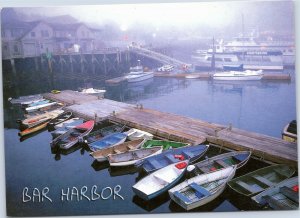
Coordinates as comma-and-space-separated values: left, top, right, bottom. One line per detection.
125, 61, 154, 83
51, 118, 83, 138
108, 146, 163, 167
9, 94, 43, 105
251, 176, 299, 210
168, 166, 236, 211
282, 120, 297, 143
141, 139, 190, 150
228, 164, 295, 197
19, 120, 50, 137
141, 144, 209, 173
25, 102, 57, 113
22, 109, 64, 128
190, 151, 252, 175
26, 99, 50, 108
124, 128, 153, 141
132, 160, 189, 200
84, 124, 125, 144
48, 111, 73, 126
213, 70, 263, 81
51, 120, 95, 150
80, 88, 106, 98
88, 132, 127, 152
90, 139, 146, 162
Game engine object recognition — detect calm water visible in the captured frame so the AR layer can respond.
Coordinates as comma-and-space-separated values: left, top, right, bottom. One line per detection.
3, 71, 297, 216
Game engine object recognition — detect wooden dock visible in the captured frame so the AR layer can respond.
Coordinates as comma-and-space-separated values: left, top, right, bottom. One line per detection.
43, 90, 298, 166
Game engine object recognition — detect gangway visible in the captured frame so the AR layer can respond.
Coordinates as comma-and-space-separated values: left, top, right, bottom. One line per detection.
129, 45, 192, 69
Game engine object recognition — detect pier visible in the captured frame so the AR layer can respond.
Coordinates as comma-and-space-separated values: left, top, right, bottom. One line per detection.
43, 90, 297, 167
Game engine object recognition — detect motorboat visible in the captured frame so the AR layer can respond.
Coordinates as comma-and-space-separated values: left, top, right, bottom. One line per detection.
213, 70, 263, 81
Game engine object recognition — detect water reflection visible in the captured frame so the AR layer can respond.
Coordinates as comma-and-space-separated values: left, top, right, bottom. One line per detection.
132, 192, 171, 212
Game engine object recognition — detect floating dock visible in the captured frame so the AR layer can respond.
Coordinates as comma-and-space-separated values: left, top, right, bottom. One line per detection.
43, 90, 297, 166
105, 73, 291, 84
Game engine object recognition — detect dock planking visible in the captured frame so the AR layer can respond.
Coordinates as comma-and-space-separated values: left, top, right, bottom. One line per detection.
44, 90, 297, 166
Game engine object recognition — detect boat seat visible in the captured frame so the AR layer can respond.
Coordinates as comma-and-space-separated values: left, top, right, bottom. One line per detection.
165, 154, 178, 163
127, 145, 135, 150
262, 195, 294, 210
182, 151, 194, 158
113, 149, 122, 154
215, 160, 229, 168
252, 175, 275, 187
153, 174, 171, 185
200, 166, 210, 173
279, 186, 299, 203
236, 181, 264, 193
189, 182, 211, 199
173, 191, 192, 203
147, 159, 162, 169
233, 154, 247, 162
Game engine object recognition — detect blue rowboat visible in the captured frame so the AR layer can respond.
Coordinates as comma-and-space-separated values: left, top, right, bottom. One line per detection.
132, 160, 189, 201
141, 144, 209, 173
89, 133, 127, 152
27, 99, 50, 107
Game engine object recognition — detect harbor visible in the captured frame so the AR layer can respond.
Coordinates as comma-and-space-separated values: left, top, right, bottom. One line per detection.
2, 3, 298, 217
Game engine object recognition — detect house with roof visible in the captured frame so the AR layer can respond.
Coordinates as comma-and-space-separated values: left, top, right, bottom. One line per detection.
1, 19, 101, 59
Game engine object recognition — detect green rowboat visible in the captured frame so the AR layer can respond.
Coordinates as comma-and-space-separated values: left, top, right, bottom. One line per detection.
141, 140, 190, 150
228, 164, 295, 197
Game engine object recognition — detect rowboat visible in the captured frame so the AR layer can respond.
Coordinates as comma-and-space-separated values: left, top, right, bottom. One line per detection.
108, 146, 163, 167
124, 128, 153, 141
228, 164, 295, 197
141, 140, 190, 150
26, 99, 50, 108
88, 133, 127, 152
22, 109, 64, 128
51, 120, 95, 150
282, 120, 297, 143
191, 151, 252, 175
51, 118, 83, 138
169, 166, 237, 211
25, 102, 57, 113
141, 144, 209, 173
19, 120, 50, 137
252, 176, 299, 210
90, 139, 145, 162
132, 160, 189, 201
84, 124, 125, 144
9, 94, 43, 105
48, 111, 72, 126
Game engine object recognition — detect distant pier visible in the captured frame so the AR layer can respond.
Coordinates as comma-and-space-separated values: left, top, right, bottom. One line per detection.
43, 90, 297, 167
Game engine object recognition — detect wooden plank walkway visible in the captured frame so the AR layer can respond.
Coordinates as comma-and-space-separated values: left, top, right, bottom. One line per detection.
43, 90, 298, 166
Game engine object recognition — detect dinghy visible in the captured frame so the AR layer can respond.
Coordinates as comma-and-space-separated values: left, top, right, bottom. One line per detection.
26, 99, 50, 108
25, 102, 57, 113
141, 144, 209, 173
141, 140, 190, 150
191, 151, 251, 175
169, 166, 236, 211
252, 176, 299, 210
132, 160, 189, 200
48, 111, 72, 126
90, 139, 146, 162
84, 124, 125, 144
22, 109, 64, 128
51, 118, 83, 138
108, 146, 163, 167
19, 120, 50, 137
228, 164, 295, 197
51, 120, 95, 150
9, 94, 43, 105
124, 128, 153, 140
88, 132, 127, 152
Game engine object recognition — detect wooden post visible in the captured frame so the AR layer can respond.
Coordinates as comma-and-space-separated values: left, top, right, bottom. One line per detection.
10, 59, 17, 78
69, 55, 74, 73
103, 54, 107, 75
80, 55, 84, 74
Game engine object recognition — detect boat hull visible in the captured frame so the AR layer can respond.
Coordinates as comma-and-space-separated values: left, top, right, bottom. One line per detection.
126, 72, 154, 83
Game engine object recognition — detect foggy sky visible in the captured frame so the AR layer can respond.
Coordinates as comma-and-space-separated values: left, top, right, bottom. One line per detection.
14, 1, 294, 37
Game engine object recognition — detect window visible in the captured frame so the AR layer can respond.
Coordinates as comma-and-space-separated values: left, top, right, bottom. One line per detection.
41, 30, 49, 37
31, 32, 36, 37
14, 44, 19, 53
